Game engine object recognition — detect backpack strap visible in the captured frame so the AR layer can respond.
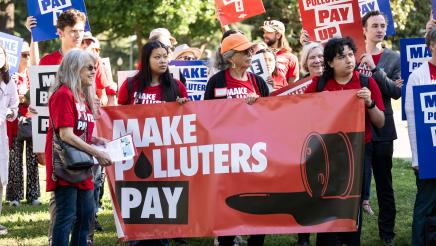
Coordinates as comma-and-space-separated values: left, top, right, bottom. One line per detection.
316, 75, 327, 92
127, 77, 134, 103
359, 73, 369, 88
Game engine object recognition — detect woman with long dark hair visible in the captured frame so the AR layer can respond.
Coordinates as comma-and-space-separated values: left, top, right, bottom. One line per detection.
118, 41, 188, 105
0, 45, 19, 236
118, 40, 189, 246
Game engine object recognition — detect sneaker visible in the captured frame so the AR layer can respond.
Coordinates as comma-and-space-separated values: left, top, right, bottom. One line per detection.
383, 238, 394, 246
31, 199, 41, 206
10, 200, 19, 207
0, 224, 7, 235
95, 218, 103, 232
362, 200, 374, 216
234, 236, 246, 244
296, 239, 309, 246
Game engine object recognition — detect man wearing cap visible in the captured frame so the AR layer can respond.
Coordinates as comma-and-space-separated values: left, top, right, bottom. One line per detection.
261, 20, 299, 89
149, 28, 177, 48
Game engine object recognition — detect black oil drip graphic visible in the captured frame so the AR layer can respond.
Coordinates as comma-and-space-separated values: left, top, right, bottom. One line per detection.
134, 152, 153, 179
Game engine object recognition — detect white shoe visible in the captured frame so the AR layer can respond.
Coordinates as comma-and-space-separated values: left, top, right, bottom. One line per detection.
10, 200, 19, 207
0, 224, 8, 235
31, 199, 41, 205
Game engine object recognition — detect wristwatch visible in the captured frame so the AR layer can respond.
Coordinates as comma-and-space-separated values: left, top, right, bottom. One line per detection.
367, 100, 376, 109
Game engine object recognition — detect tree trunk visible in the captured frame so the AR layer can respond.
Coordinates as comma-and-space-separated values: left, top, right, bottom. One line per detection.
0, 0, 15, 34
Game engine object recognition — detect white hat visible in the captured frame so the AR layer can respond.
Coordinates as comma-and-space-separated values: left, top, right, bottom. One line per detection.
149, 28, 177, 45
173, 44, 201, 60
21, 41, 30, 53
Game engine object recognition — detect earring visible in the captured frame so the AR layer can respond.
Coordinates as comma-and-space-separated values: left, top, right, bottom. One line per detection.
231, 62, 236, 69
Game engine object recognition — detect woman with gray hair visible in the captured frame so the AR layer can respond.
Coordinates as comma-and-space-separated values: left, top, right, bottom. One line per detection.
204, 32, 268, 246
205, 32, 269, 103
300, 42, 324, 78
45, 49, 112, 245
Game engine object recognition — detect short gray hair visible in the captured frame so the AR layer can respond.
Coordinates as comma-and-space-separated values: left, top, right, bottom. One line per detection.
300, 42, 324, 75
213, 48, 237, 71
50, 49, 97, 115
426, 28, 436, 47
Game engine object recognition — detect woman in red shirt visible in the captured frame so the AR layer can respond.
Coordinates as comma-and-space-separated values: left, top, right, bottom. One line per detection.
305, 37, 385, 246
118, 41, 188, 246
46, 49, 112, 246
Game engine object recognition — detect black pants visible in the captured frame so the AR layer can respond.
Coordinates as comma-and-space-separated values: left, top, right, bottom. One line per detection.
372, 141, 396, 241
218, 235, 265, 246
314, 143, 371, 246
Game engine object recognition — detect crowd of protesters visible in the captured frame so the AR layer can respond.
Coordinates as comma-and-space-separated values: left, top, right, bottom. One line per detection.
0, 6, 434, 246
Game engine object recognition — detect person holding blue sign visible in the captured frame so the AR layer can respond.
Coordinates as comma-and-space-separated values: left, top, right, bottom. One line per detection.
405, 28, 436, 246
357, 10, 402, 246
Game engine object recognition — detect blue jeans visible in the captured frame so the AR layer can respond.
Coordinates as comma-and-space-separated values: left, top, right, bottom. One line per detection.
52, 185, 94, 246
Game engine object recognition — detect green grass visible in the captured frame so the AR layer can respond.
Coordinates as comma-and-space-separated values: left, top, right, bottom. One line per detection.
0, 158, 416, 245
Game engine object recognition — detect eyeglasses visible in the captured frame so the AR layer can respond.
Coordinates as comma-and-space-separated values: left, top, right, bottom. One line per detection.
21, 53, 30, 58
86, 65, 96, 71
177, 56, 196, 61
237, 48, 254, 56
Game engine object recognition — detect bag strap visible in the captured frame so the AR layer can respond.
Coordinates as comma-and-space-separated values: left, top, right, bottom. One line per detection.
359, 73, 369, 88
247, 73, 257, 94
316, 75, 327, 92
127, 77, 134, 103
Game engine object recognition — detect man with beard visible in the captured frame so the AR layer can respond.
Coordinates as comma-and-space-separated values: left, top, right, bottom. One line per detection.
260, 20, 299, 89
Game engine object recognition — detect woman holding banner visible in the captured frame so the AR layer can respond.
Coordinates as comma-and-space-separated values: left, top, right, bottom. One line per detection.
305, 37, 385, 246
405, 28, 436, 246
118, 40, 189, 246
46, 49, 112, 246
0, 45, 19, 236
205, 32, 269, 246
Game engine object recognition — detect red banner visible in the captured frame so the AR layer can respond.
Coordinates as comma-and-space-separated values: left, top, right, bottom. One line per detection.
298, 0, 365, 58
215, 0, 266, 26
270, 77, 312, 96
96, 90, 365, 241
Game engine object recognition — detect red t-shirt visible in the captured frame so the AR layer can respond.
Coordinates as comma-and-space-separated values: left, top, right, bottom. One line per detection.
224, 69, 260, 98
358, 51, 383, 77
118, 78, 188, 105
39, 50, 63, 65
45, 85, 95, 191
429, 62, 436, 81
275, 49, 299, 89
305, 71, 385, 143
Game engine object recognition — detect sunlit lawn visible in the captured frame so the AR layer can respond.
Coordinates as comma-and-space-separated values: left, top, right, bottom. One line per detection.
0, 158, 415, 245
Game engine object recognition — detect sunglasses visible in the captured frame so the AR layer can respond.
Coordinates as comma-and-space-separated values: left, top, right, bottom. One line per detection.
21, 53, 30, 58
86, 65, 96, 71
237, 48, 254, 56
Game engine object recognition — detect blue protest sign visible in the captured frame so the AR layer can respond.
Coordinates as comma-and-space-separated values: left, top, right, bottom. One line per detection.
0, 32, 23, 76
26, 0, 90, 42
169, 60, 209, 101
412, 84, 436, 179
433, 0, 436, 20
400, 38, 431, 120
359, 0, 395, 36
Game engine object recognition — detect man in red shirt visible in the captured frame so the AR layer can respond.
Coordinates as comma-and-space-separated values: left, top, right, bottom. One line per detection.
305, 37, 385, 246
260, 20, 299, 89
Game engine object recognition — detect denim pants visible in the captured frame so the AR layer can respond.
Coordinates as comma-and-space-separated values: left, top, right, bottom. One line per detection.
52, 185, 94, 246
412, 171, 436, 246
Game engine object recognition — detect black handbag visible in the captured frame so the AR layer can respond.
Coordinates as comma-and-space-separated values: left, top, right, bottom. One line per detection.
51, 119, 94, 183
17, 116, 32, 142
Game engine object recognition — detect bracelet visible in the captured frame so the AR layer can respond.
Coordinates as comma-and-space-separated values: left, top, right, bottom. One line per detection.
367, 100, 376, 109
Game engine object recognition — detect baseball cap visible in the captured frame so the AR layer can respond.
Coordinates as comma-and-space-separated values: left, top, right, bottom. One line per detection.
220, 33, 255, 55
21, 41, 30, 53
260, 20, 286, 34
149, 28, 177, 45
83, 31, 97, 43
